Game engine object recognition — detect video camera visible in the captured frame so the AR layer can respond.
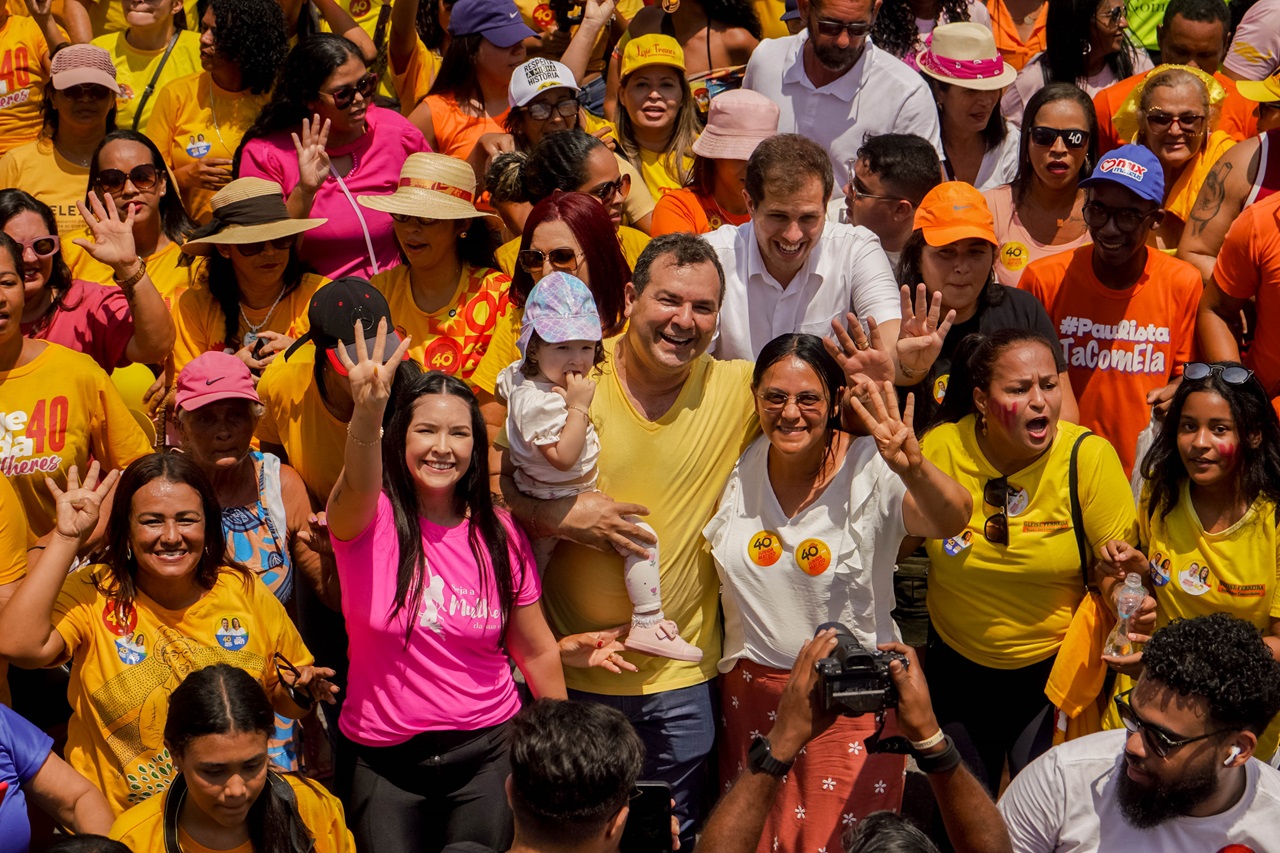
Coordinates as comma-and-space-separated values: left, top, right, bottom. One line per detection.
814, 623, 909, 716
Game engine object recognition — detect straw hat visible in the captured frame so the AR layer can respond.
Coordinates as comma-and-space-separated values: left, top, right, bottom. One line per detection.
916, 23, 1016, 91
358, 152, 497, 220
181, 178, 326, 255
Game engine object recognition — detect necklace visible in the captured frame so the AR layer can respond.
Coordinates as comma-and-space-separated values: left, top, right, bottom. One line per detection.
54, 140, 90, 168
208, 77, 230, 152
239, 285, 287, 348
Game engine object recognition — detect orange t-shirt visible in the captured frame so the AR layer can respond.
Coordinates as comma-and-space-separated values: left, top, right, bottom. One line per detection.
650, 188, 750, 237
1214, 192, 1280, 398
0, 14, 50, 156
986, 0, 1047, 73
1020, 246, 1200, 475
1093, 71, 1259, 157
423, 93, 508, 161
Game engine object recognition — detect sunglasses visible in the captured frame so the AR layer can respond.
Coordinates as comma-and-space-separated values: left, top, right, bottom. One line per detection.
1082, 201, 1158, 234
325, 72, 377, 110
518, 247, 582, 274
815, 17, 872, 37
1029, 126, 1090, 149
95, 164, 160, 195
14, 234, 59, 258
1144, 110, 1205, 132
525, 96, 580, 121
982, 476, 1013, 545
61, 83, 113, 101
588, 174, 630, 204
1096, 4, 1124, 24
390, 212, 442, 227
1114, 689, 1231, 758
273, 652, 314, 711
234, 235, 296, 256
1183, 362, 1254, 384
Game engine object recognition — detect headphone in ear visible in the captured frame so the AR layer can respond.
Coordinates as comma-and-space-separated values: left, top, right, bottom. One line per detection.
1225, 746, 1243, 766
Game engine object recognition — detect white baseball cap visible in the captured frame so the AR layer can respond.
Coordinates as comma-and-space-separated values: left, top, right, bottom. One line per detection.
509, 58, 579, 109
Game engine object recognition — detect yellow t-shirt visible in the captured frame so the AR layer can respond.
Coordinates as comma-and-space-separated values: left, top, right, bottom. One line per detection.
92, 30, 202, 133
543, 343, 759, 694
922, 417, 1138, 669
172, 272, 328, 373
0, 138, 88, 236
51, 565, 313, 815
636, 145, 692, 200
0, 14, 50, 156
255, 346, 346, 505
110, 773, 355, 852
469, 298, 521, 396
64, 236, 191, 310
390, 38, 440, 115
494, 225, 650, 278
146, 71, 271, 222
67, 0, 198, 38
0, 472, 27, 581
0, 343, 152, 539
371, 262, 510, 381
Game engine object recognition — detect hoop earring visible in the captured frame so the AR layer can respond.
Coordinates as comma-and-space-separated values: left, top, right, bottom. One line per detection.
126, 543, 133, 560
459, 231, 468, 238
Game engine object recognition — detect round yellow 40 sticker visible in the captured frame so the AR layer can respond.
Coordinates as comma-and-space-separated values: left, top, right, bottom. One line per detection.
999, 240, 1030, 273
747, 530, 782, 567
796, 538, 832, 576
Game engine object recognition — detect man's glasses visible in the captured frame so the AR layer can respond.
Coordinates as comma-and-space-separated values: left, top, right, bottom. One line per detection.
61, 83, 113, 101
95, 164, 160, 195
1114, 689, 1231, 758
815, 18, 872, 37
14, 234, 59, 258
1082, 201, 1158, 234
1144, 110, 1205, 132
588, 174, 630, 204
518, 247, 582, 274
525, 97, 580, 121
1183, 362, 1255, 384
982, 476, 1013, 545
235, 235, 296, 256
391, 213, 442, 227
325, 72, 377, 110
1029, 126, 1090, 149
755, 391, 828, 414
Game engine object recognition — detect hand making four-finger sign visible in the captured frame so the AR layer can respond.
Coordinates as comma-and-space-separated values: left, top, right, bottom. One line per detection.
849, 381, 924, 477
897, 283, 956, 382
336, 317, 413, 417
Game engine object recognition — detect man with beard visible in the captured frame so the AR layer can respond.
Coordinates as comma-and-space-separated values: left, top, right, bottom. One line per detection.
740, 0, 941, 201
999, 613, 1280, 851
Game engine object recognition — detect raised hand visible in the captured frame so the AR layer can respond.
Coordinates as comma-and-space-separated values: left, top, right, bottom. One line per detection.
559, 625, 639, 674
825, 311, 895, 388
24, 0, 53, 16
336, 317, 412, 417
73, 192, 140, 278
581, 0, 618, 25
46, 463, 120, 546
849, 381, 923, 477
897, 283, 955, 381
292, 114, 332, 193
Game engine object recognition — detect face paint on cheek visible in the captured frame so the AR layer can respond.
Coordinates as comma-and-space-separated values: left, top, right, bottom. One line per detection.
1215, 442, 1237, 466
996, 402, 1019, 429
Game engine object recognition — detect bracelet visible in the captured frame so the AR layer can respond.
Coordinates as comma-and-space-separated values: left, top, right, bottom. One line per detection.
346, 425, 383, 447
915, 736, 964, 775
909, 729, 945, 751
113, 257, 147, 290
899, 361, 925, 380
568, 405, 591, 419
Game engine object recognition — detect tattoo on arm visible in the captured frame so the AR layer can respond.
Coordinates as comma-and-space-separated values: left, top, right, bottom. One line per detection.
1189, 161, 1233, 236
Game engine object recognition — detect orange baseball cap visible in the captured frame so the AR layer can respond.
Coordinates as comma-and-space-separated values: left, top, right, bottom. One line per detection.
913, 181, 997, 247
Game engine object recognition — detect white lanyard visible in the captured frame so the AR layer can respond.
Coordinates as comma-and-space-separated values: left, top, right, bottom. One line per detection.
329, 163, 380, 276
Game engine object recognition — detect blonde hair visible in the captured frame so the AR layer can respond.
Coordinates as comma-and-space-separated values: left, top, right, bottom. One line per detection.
615, 67, 699, 187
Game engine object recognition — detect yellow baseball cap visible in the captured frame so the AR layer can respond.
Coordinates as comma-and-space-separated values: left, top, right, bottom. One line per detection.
1237, 72, 1280, 104
619, 34, 686, 80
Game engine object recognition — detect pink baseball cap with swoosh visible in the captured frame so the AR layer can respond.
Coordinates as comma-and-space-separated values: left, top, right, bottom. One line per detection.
175, 351, 262, 412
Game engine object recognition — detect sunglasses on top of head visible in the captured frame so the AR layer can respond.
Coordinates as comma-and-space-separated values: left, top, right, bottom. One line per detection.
325, 72, 377, 110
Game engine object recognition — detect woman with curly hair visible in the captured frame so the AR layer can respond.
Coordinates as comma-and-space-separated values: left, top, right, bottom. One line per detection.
145, 0, 289, 222
870, 0, 989, 62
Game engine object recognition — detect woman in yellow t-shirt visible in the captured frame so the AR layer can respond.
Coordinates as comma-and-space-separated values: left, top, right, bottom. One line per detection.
361, 152, 509, 382
110, 664, 354, 852
613, 35, 699, 200
173, 176, 327, 374
916, 328, 1138, 793
91, 0, 202, 134
0, 453, 338, 816
0, 4, 57, 156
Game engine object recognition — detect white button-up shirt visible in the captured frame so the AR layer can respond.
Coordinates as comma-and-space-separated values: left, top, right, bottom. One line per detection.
703, 220, 901, 361
743, 33, 943, 199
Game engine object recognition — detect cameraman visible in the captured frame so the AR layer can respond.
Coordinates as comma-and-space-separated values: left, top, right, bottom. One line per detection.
699, 629, 1012, 853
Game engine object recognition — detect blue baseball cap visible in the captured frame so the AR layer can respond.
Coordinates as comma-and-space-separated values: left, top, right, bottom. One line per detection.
518, 272, 602, 361
448, 0, 537, 47
1079, 144, 1165, 205
781, 0, 800, 21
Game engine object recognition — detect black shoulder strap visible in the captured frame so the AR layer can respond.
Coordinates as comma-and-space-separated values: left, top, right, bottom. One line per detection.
163, 772, 313, 853
132, 30, 182, 132
1069, 430, 1091, 588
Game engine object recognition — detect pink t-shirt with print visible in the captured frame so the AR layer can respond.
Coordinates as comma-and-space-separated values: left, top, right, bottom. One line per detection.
21, 279, 134, 372
331, 491, 540, 745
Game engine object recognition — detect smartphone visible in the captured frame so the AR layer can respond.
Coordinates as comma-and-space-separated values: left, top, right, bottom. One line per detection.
620, 781, 673, 853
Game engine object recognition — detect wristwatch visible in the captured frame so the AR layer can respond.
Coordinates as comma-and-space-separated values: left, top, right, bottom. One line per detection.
748, 735, 794, 778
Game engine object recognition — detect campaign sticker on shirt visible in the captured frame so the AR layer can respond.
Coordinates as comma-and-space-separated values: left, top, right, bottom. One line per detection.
215, 615, 249, 650
102, 601, 138, 637
999, 241, 1030, 272
1178, 562, 1211, 596
942, 530, 974, 556
532, 4, 555, 29
932, 373, 949, 404
1006, 487, 1030, 517
350, 0, 371, 16
422, 336, 463, 375
796, 538, 831, 576
186, 134, 212, 159
747, 530, 782, 567
115, 632, 147, 666
1149, 553, 1171, 587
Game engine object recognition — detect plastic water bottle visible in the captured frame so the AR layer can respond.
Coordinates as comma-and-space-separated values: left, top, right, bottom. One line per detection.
1104, 573, 1146, 657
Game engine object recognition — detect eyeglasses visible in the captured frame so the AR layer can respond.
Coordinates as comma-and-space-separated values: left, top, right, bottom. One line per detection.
755, 391, 828, 414
1114, 689, 1231, 758
95, 164, 160, 195
1144, 110, 1206, 132
525, 96, 580, 121
587, 174, 630, 204
273, 652, 314, 711
1096, 4, 1124, 25
234, 235, 296, 256
324, 72, 377, 110
390, 212, 442, 227
1082, 201, 1158, 233
1029, 126, 1090, 149
982, 476, 1013, 545
814, 17, 873, 37
14, 234, 59, 257
61, 83, 113, 101
518, 247, 582, 274
1259, 102, 1280, 114
1183, 362, 1255, 384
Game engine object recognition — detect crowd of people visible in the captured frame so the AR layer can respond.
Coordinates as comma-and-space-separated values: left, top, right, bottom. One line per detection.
2, 0, 1280, 847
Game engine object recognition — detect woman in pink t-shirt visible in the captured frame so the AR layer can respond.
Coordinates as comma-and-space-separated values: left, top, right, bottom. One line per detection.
237, 34, 430, 281
326, 315, 565, 853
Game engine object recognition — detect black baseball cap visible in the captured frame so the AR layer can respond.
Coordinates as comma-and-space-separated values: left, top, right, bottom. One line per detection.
283, 277, 407, 376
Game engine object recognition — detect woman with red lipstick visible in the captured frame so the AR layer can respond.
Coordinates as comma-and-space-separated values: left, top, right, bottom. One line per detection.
915, 328, 1138, 794
171, 177, 328, 375
613, 34, 700, 199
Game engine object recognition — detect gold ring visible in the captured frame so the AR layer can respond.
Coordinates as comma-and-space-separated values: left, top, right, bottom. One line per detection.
855, 340, 870, 351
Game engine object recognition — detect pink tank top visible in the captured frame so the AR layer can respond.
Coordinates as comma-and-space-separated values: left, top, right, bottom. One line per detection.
983, 184, 1093, 287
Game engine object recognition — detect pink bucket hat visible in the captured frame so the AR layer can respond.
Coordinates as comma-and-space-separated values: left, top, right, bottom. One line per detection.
916, 23, 1015, 91
51, 44, 121, 94
175, 352, 262, 412
692, 89, 780, 161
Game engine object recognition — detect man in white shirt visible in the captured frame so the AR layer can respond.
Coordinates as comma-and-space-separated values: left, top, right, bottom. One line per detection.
702, 133, 903, 363
741, 0, 942, 201
999, 613, 1280, 853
